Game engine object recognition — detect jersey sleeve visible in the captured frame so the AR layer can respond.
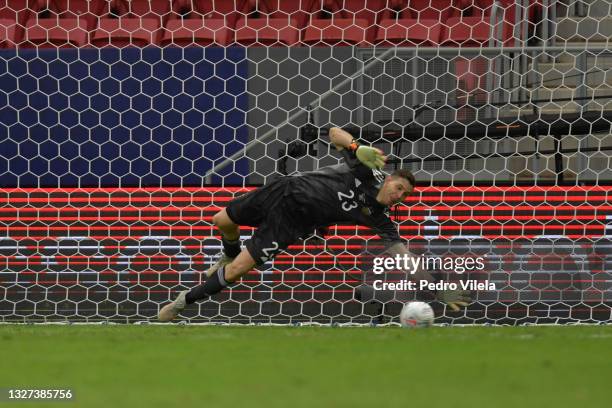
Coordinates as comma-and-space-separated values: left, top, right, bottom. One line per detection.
339, 149, 376, 184
368, 211, 403, 244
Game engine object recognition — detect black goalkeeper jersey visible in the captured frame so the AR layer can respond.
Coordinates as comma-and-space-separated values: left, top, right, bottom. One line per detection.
285, 149, 402, 244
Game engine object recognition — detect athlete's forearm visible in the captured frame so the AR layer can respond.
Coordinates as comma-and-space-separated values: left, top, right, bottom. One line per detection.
329, 127, 356, 150
386, 242, 435, 283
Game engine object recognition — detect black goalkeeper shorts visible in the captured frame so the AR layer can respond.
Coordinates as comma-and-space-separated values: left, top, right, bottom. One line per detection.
226, 177, 313, 265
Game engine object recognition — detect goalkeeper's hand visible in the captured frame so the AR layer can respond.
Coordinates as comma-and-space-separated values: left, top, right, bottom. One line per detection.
356, 146, 386, 169
437, 289, 471, 312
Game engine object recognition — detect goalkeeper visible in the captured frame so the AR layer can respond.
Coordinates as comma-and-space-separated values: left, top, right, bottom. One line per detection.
159, 127, 470, 321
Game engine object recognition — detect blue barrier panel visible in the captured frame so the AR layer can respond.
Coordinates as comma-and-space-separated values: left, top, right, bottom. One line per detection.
0, 47, 248, 187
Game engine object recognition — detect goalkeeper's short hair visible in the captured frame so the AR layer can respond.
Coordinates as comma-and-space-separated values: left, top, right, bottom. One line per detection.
391, 169, 416, 187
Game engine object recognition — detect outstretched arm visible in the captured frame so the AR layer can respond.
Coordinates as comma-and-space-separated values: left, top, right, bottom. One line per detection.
329, 127, 386, 169
329, 127, 354, 151
386, 242, 435, 284
385, 242, 471, 312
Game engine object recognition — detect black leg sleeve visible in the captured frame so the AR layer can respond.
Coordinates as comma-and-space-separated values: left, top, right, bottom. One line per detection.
185, 266, 229, 304
222, 237, 241, 258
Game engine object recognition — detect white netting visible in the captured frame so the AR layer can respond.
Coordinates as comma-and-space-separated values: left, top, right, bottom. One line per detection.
0, 0, 610, 324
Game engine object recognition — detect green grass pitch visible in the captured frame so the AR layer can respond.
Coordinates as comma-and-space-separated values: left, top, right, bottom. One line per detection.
0, 325, 610, 408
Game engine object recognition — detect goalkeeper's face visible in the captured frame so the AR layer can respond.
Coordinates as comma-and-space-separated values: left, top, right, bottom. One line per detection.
377, 176, 414, 206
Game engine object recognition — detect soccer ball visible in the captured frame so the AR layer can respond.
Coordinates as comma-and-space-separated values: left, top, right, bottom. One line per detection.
399, 302, 435, 328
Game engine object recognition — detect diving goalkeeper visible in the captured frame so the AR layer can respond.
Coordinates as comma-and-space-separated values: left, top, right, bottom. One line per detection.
159, 127, 470, 321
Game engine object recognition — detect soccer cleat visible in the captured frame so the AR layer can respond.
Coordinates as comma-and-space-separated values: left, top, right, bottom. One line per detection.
205, 253, 234, 278
158, 290, 189, 322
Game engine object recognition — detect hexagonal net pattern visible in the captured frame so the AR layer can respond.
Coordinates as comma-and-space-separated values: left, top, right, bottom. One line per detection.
0, 1, 611, 325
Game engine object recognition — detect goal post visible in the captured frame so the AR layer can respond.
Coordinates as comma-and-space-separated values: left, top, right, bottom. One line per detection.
0, 0, 610, 324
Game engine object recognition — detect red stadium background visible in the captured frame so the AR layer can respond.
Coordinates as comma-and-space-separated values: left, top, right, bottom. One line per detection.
2, 185, 610, 324
1, 1, 611, 324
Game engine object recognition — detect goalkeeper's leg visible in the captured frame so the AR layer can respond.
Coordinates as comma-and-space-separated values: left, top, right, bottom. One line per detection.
186, 248, 256, 303
158, 200, 308, 321
205, 181, 290, 277
158, 248, 256, 322
158, 215, 298, 321
158, 209, 246, 322
206, 209, 242, 277
189, 217, 289, 304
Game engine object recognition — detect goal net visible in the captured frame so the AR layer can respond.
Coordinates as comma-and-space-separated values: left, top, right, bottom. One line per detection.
0, 0, 610, 324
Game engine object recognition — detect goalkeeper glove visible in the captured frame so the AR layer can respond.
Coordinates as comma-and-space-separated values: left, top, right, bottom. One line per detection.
355, 145, 386, 169
437, 289, 471, 312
